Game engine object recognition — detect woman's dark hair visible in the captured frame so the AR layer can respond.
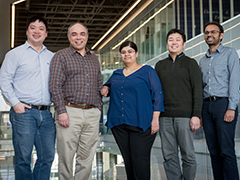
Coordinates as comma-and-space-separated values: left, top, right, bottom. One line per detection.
166, 28, 186, 42
26, 15, 49, 31
203, 21, 224, 34
119, 41, 138, 52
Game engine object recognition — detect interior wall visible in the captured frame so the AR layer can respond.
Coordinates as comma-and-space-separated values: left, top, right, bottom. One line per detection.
0, 0, 15, 65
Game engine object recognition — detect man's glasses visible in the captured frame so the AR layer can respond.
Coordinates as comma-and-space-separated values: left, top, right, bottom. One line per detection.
204, 30, 220, 35
120, 49, 135, 54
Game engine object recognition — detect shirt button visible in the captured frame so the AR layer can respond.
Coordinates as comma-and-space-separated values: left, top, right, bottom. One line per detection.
122, 114, 124, 117
86, 74, 88, 76
121, 100, 123, 102
122, 108, 124, 110
87, 84, 89, 86
121, 93, 123, 95
209, 87, 211, 90
121, 86, 123, 88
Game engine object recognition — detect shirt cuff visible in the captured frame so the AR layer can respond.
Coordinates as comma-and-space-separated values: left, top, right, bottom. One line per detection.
228, 103, 237, 111
56, 105, 67, 115
9, 97, 20, 107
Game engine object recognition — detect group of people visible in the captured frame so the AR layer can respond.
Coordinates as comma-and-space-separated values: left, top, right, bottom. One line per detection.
0, 15, 239, 180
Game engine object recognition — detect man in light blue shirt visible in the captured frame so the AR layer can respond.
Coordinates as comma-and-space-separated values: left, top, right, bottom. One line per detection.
199, 21, 240, 180
0, 16, 56, 180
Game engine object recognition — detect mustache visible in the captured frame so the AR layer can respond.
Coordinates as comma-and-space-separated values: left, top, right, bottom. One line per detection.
207, 36, 215, 40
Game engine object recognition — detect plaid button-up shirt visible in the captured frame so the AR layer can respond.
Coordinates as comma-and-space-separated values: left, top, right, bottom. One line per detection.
49, 45, 102, 114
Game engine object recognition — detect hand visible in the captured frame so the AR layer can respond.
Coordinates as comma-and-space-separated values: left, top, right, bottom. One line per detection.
100, 86, 109, 97
151, 119, 159, 134
190, 116, 201, 131
151, 111, 160, 134
58, 113, 69, 128
224, 109, 235, 122
13, 102, 31, 113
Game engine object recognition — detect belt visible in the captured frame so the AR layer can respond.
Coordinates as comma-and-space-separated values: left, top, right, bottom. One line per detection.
204, 96, 223, 101
64, 102, 95, 109
21, 102, 50, 110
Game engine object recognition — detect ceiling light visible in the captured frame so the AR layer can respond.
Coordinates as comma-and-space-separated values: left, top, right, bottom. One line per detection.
91, 0, 142, 50
97, 0, 153, 51
112, 0, 175, 50
11, 0, 26, 48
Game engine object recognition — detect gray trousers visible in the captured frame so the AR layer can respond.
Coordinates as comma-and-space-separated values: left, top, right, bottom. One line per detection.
159, 117, 196, 180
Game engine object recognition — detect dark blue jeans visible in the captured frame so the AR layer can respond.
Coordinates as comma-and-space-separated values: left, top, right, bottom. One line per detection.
10, 107, 56, 180
202, 97, 239, 180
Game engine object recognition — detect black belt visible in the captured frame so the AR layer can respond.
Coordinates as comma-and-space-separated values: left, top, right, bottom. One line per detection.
204, 96, 223, 101
21, 102, 50, 110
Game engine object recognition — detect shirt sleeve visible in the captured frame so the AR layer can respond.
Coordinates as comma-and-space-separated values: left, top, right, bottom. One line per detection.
148, 67, 164, 112
49, 53, 67, 115
103, 72, 116, 97
103, 76, 112, 87
0, 51, 20, 106
97, 61, 103, 95
227, 49, 240, 110
189, 60, 203, 118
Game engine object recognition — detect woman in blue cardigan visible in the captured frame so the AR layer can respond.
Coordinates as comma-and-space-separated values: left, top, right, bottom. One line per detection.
101, 41, 164, 180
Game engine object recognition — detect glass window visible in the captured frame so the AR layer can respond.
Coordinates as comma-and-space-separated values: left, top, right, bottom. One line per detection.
234, 0, 240, 16
222, 0, 230, 22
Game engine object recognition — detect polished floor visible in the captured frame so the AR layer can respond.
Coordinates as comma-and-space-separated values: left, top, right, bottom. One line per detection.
0, 134, 213, 180
1, 131, 240, 180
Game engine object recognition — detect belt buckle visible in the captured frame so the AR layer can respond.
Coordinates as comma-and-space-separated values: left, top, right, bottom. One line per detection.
82, 103, 87, 109
210, 96, 217, 101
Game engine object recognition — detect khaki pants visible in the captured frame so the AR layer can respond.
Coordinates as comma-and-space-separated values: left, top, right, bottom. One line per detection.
56, 106, 101, 180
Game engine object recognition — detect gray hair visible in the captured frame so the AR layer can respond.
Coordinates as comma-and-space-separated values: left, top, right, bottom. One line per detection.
67, 22, 89, 35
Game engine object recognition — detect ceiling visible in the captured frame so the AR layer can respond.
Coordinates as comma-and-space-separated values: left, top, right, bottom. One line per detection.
14, 0, 138, 52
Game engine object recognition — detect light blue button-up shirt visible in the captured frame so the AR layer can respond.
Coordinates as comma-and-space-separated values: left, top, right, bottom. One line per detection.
0, 41, 54, 106
199, 44, 240, 110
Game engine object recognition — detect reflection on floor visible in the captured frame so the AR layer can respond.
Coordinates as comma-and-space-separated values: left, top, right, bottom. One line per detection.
1, 133, 240, 180
0, 135, 211, 180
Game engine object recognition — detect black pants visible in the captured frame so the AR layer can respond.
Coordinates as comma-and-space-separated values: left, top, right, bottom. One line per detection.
111, 124, 156, 180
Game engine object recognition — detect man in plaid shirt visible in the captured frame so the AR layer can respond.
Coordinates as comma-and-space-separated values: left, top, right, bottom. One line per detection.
49, 22, 102, 180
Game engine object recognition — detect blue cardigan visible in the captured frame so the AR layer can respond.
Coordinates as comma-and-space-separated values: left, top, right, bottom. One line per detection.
104, 65, 164, 131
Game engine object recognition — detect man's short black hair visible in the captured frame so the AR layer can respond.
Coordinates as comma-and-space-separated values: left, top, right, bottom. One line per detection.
166, 28, 186, 42
203, 21, 224, 34
26, 15, 48, 31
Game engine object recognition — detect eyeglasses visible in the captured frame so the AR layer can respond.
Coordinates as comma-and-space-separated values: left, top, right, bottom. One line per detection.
204, 30, 220, 35
120, 49, 135, 54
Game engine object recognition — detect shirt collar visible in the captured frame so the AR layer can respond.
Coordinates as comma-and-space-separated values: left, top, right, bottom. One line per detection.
24, 41, 47, 52
168, 52, 185, 61
205, 43, 223, 57
69, 45, 91, 56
